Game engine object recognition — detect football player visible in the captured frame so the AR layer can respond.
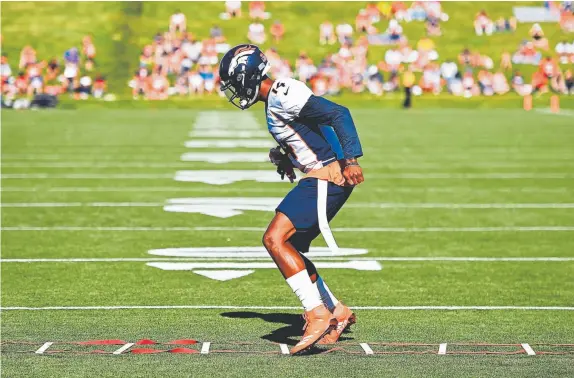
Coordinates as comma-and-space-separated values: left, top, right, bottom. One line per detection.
219, 44, 364, 355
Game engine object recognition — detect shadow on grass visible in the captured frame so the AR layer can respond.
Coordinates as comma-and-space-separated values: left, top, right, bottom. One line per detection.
220, 311, 354, 348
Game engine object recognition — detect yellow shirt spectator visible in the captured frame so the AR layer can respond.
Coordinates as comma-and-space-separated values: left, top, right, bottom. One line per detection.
417, 37, 435, 52
377, 2, 392, 19
402, 71, 415, 88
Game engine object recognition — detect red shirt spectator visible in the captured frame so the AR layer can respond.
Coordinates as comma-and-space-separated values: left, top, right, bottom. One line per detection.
270, 20, 285, 43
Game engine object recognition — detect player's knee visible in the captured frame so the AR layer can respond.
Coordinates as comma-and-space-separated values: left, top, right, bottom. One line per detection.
262, 230, 282, 252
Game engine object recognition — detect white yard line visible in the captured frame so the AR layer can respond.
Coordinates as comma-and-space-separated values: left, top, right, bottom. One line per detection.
2, 226, 574, 232
2, 186, 572, 193
3, 202, 574, 209
1, 162, 198, 168
521, 343, 536, 355
3, 305, 574, 311
279, 344, 290, 355
3, 173, 574, 180
113, 343, 135, 355
2, 257, 573, 263
34, 342, 54, 354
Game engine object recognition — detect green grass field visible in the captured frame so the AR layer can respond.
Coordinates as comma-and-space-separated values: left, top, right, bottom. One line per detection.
2, 106, 574, 377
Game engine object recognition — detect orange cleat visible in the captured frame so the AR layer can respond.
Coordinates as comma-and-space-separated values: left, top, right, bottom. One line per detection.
317, 302, 356, 345
290, 305, 337, 355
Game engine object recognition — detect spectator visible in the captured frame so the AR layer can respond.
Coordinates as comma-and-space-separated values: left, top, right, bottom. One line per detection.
511, 70, 531, 96
82, 35, 96, 71
181, 35, 203, 65
19, 46, 37, 70
0, 54, 12, 82
15, 71, 27, 95
249, 1, 270, 20
462, 70, 480, 97
319, 21, 336, 45
420, 63, 442, 94
440, 59, 458, 83
494, 16, 517, 33
500, 51, 512, 71
530, 23, 549, 50
391, 1, 409, 22
74, 75, 92, 100
366, 65, 383, 96
221, 1, 242, 20
474, 10, 494, 36
247, 22, 266, 44
426, 17, 442, 36
187, 69, 203, 95
366, 2, 381, 23
46, 58, 60, 81
565, 69, 573, 94
408, 1, 427, 21
270, 20, 285, 43
310, 73, 328, 96
383, 46, 402, 72
201, 38, 219, 65
148, 69, 169, 100
199, 64, 216, 94
492, 71, 510, 95
356, 9, 374, 33
93, 75, 106, 99
555, 40, 574, 64
336, 23, 353, 45
129, 68, 148, 99
402, 67, 415, 107
210, 25, 226, 44
512, 41, 541, 65
170, 9, 187, 34
477, 70, 494, 96
295, 52, 317, 82
26, 62, 43, 97
386, 19, 404, 43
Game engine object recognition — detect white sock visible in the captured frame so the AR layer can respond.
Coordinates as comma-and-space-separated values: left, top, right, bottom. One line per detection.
286, 270, 323, 312
314, 276, 339, 312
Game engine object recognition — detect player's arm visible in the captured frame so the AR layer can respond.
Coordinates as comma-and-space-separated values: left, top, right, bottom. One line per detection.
297, 95, 365, 185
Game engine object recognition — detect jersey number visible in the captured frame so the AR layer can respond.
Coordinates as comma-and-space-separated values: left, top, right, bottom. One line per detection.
272, 82, 289, 96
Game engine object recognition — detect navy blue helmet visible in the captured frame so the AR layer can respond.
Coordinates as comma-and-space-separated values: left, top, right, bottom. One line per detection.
219, 44, 271, 110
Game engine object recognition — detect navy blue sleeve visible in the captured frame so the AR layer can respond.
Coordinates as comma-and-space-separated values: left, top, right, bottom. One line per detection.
297, 95, 363, 159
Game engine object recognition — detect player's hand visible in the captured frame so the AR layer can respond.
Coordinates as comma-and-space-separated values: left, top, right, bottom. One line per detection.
270, 146, 296, 183
343, 159, 364, 186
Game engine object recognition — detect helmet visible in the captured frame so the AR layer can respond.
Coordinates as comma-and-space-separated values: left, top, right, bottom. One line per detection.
219, 44, 271, 110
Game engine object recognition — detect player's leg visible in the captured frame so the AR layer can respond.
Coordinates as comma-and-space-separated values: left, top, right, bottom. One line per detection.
262, 211, 336, 355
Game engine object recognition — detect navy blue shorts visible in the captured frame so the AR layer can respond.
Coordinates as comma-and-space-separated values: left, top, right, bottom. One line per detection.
276, 178, 353, 253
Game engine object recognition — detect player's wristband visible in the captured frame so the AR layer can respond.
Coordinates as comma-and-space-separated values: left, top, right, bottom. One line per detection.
345, 158, 360, 167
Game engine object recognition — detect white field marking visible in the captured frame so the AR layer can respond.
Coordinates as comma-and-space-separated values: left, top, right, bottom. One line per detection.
113, 343, 135, 355
4, 201, 574, 211
360, 343, 374, 355
3, 306, 574, 311
200, 342, 211, 354
1, 162, 199, 168
3, 186, 572, 194
1, 202, 161, 208
521, 343, 536, 356
193, 270, 255, 281
184, 139, 274, 149
2, 173, 172, 179
146, 261, 382, 271
5, 172, 573, 181
192, 110, 261, 130
3, 226, 574, 233
438, 343, 448, 355
174, 170, 295, 185
3, 257, 573, 263
190, 130, 267, 138
148, 247, 367, 258
279, 344, 290, 355
368, 173, 574, 179
35, 342, 54, 354
180, 152, 268, 163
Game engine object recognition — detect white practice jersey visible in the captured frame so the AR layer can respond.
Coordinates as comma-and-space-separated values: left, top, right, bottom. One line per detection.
265, 78, 337, 173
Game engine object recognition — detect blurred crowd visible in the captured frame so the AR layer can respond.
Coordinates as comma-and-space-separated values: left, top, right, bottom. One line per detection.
4, 1, 573, 104
129, 1, 574, 101
1, 34, 109, 103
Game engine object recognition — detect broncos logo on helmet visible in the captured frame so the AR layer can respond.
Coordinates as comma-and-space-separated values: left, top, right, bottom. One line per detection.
219, 44, 271, 110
